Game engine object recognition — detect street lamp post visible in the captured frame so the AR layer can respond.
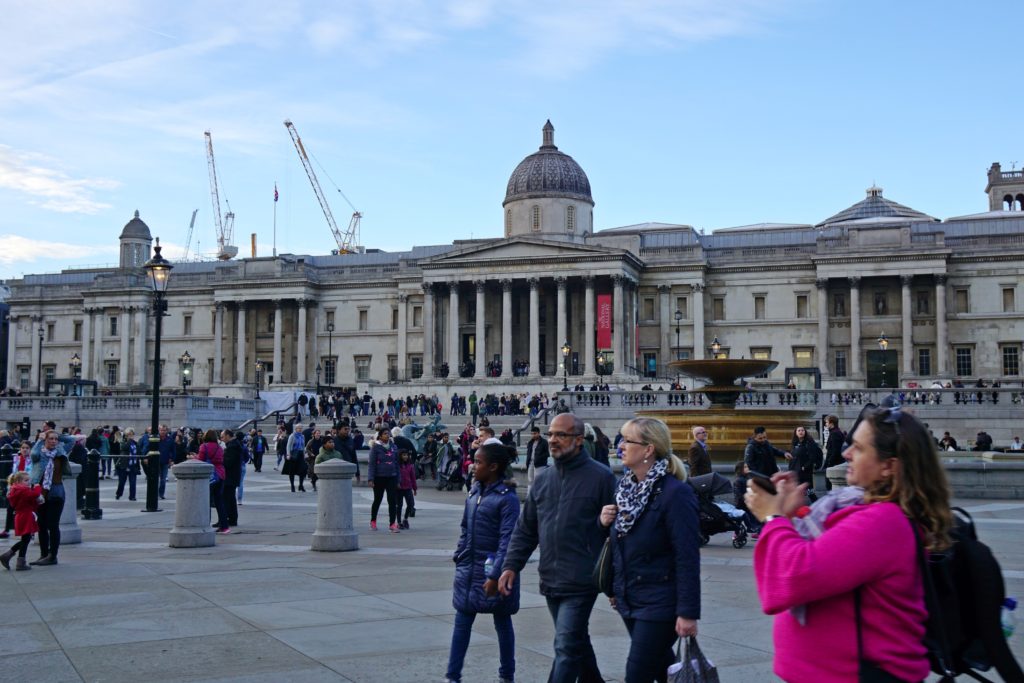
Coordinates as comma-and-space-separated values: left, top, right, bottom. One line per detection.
69, 353, 81, 396
37, 325, 44, 393
674, 309, 683, 384
326, 322, 335, 388
878, 332, 889, 388
561, 340, 571, 391
254, 359, 264, 398
179, 350, 193, 395
143, 238, 172, 513
711, 336, 722, 359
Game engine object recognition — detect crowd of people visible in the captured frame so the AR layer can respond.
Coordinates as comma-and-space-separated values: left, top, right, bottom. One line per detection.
294, 388, 557, 422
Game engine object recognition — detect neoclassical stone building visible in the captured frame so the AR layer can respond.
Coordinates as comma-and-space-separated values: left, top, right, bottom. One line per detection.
5, 123, 1024, 396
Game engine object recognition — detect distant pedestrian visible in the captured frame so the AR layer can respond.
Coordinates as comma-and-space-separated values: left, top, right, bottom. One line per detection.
115, 429, 141, 501
0, 471, 42, 571
368, 428, 400, 532
222, 430, 243, 526
396, 451, 417, 530
193, 429, 228, 533
283, 425, 308, 492
29, 430, 72, 566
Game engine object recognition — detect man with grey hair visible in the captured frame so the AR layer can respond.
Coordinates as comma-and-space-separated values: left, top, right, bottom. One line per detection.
687, 425, 711, 476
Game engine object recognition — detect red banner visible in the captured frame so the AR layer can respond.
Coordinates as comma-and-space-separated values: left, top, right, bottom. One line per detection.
597, 294, 612, 349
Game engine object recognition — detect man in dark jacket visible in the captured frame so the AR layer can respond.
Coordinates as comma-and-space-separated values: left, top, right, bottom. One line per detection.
499, 413, 614, 683
686, 425, 712, 477
221, 430, 243, 527
743, 426, 790, 476
525, 426, 549, 485
822, 415, 845, 491
251, 429, 268, 472
335, 423, 360, 482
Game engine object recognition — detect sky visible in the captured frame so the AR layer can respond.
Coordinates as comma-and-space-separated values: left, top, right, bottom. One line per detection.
1, 0, 1022, 278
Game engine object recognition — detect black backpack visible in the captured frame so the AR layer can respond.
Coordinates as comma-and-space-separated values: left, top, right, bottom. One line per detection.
918, 508, 1023, 682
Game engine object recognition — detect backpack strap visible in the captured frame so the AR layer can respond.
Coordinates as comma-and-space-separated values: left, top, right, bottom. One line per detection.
910, 518, 960, 682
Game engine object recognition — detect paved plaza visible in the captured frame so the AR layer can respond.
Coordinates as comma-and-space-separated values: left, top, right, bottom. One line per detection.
2, 468, 1022, 683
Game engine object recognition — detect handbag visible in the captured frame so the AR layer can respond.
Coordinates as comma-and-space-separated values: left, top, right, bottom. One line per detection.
668, 636, 720, 683
591, 536, 614, 597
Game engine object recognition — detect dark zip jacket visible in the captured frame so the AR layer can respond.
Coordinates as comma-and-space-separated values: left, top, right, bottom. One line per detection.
452, 479, 521, 614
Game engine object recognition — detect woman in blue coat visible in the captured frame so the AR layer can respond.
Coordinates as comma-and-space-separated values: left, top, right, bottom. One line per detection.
445, 442, 520, 683
600, 417, 701, 683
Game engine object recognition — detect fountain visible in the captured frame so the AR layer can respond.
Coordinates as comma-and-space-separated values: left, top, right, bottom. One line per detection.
638, 358, 817, 462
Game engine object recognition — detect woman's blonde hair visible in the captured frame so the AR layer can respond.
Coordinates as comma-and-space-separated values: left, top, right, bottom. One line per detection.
621, 417, 688, 481
7, 471, 29, 487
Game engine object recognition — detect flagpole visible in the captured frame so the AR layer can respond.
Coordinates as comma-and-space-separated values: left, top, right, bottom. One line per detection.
273, 181, 278, 257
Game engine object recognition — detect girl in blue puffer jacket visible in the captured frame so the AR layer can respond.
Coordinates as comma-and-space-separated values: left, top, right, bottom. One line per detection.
445, 443, 520, 683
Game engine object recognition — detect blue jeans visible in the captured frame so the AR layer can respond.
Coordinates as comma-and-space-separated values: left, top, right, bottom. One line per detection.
546, 593, 603, 683
621, 617, 677, 683
238, 462, 247, 502
158, 462, 170, 498
446, 609, 515, 681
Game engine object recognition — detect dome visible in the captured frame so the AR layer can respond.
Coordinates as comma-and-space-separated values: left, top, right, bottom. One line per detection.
119, 210, 152, 240
504, 121, 593, 206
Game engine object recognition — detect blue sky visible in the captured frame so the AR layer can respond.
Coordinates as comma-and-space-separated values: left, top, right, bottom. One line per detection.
1, 1, 1022, 278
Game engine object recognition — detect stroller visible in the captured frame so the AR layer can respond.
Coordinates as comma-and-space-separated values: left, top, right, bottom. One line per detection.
436, 448, 465, 491
687, 472, 749, 549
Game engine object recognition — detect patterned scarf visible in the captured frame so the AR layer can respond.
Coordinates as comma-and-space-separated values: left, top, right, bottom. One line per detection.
614, 458, 668, 535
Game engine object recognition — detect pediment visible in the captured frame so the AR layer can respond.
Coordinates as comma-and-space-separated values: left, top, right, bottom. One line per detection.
422, 237, 621, 265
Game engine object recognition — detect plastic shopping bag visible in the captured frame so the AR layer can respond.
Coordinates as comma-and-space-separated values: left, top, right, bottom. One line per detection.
667, 636, 720, 683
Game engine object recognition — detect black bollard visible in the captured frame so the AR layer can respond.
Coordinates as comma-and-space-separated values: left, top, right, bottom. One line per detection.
0, 444, 12, 514
82, 448, 103, 520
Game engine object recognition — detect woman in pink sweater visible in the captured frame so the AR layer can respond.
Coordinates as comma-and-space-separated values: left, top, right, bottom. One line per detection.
746, 406, 952, 683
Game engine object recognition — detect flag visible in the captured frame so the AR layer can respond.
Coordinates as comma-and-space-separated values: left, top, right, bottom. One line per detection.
274, 184, 279, 202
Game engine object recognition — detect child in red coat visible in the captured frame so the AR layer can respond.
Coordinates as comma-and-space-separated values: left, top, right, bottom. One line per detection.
1, 471, 42, 571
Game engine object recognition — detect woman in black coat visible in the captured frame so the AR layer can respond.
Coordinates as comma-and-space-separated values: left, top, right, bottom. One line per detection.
600, 417, 700, 683
790, 426, 823, 488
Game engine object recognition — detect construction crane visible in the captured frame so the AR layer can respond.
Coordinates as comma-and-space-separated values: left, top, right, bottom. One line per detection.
284, 119, 361, 254
204, 130, 238, 260
181, 208, 199, 261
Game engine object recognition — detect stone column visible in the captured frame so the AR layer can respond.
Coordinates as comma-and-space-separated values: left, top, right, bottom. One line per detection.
79, 310, 91, 381
119, 306, 131, 385
235, 302, 247, 384
612, 275, 624, 371
92, 310, 103, 386
6, 314, 17, 388
30, 316, 42, 391
398, 292, 409, 380
658, 285, 671, 374
556, 277, 568, 368
59, 463, 82, 544
849, 277, 862, 378
901, 275, 913, 377
528, 278, 540, 377
630, 280, 638, 371
212, 302, 224, 385
816, 279, 830, 377
584, 276, 595, 376
310, 459, 359, 551
135, 307, 148, 385
168, 460, 215, 548
422, 283, 434, 379
297, 300, 308, 384
501, 279, 512, 377
692, 284, 705, 360
448, 283, 460, 374
272, 300, 283, 384
473, 282, 486, 379
935, 275, 948, 376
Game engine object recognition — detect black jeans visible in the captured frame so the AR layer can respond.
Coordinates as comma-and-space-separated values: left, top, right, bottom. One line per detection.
11, 533, 32, 558
116, 469, 137, 499
396, 488, 415, 521
370, 476, 398, 524
37, 496, 65, 559
210, 480, 227, 530
622, 617, 678, 683
223, 483, 238, 526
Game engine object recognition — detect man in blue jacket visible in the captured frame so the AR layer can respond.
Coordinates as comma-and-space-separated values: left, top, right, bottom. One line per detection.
498, 413, 615, 683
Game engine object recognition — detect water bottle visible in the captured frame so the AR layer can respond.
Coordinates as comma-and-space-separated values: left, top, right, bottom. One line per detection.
484, 554, 495, 577
1002, 597, 1018, 639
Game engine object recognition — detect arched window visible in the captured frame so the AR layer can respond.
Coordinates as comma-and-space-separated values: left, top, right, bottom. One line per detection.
505, 209, 512, 236
566, 205, 575, 232
1016, 194, 1024, 211
1005, 195, 1015, 211
531, 205, 541, 231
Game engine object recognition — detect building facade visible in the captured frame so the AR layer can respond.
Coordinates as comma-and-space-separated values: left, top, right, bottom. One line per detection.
5, 124, 1024, 395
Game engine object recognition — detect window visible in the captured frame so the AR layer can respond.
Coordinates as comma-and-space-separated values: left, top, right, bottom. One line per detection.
916, 292, 930, 315
796, 294, 809, 319
677, 349, 692, 361
387, 355, 398, 381
642, 352, 657, 378
410, 355, 423, 379
751, 348, 772, 377
265, 312, 273, 333
873, 293, 887, 316
1003, 288, 1016, 313
955, 347, 973, 376
106, 362, 118, 385
184, 315, 192, 336
326, 310, 335, 329
18, 367, 29, 390
917, 348, 932, 377
642, 298, 655, 322
1003, 345, 1020, 376
531, 205, 541, 231
467, 302, 476, 324
324, 358, 337, 385
413, 306, 422, 328
109, 316, 118, 336
358, 309, 368, 331
392, 309, 399, 330
46, 323, 54, 342
754, 295, 765, 320
73, 321, 82, 342
955, 289, 969, 314
833, 293, 846, 317
354, 356, 370, 381
566, 205, 576, 232
834, 350, 847, 377
675, 297, 688, 319
712, 297, 725, 320
148, 360, 165, 385
793, 348, 813, 368
43, 366, 55, 383
505, 209, 512, 236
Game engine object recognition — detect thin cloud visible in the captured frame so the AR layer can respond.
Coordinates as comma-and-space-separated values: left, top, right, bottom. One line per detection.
0, 235, 114, 267
0, 146, 119, 214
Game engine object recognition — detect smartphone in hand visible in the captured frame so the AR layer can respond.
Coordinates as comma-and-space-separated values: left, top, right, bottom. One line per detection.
747, 471, 777, 495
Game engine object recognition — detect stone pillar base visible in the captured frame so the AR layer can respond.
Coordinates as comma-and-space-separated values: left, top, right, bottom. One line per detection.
169, 461, 216, 548
311, 460, 360, 552
59, 463, 82, 544
826, 462, 849, 490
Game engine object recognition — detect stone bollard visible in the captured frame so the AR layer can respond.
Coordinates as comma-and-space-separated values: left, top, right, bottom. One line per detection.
59, 463, 82, 544
826, 462, 849, 490
311, 459, 359, 551
168, 461, 215, 548
82, 449, 103, 520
